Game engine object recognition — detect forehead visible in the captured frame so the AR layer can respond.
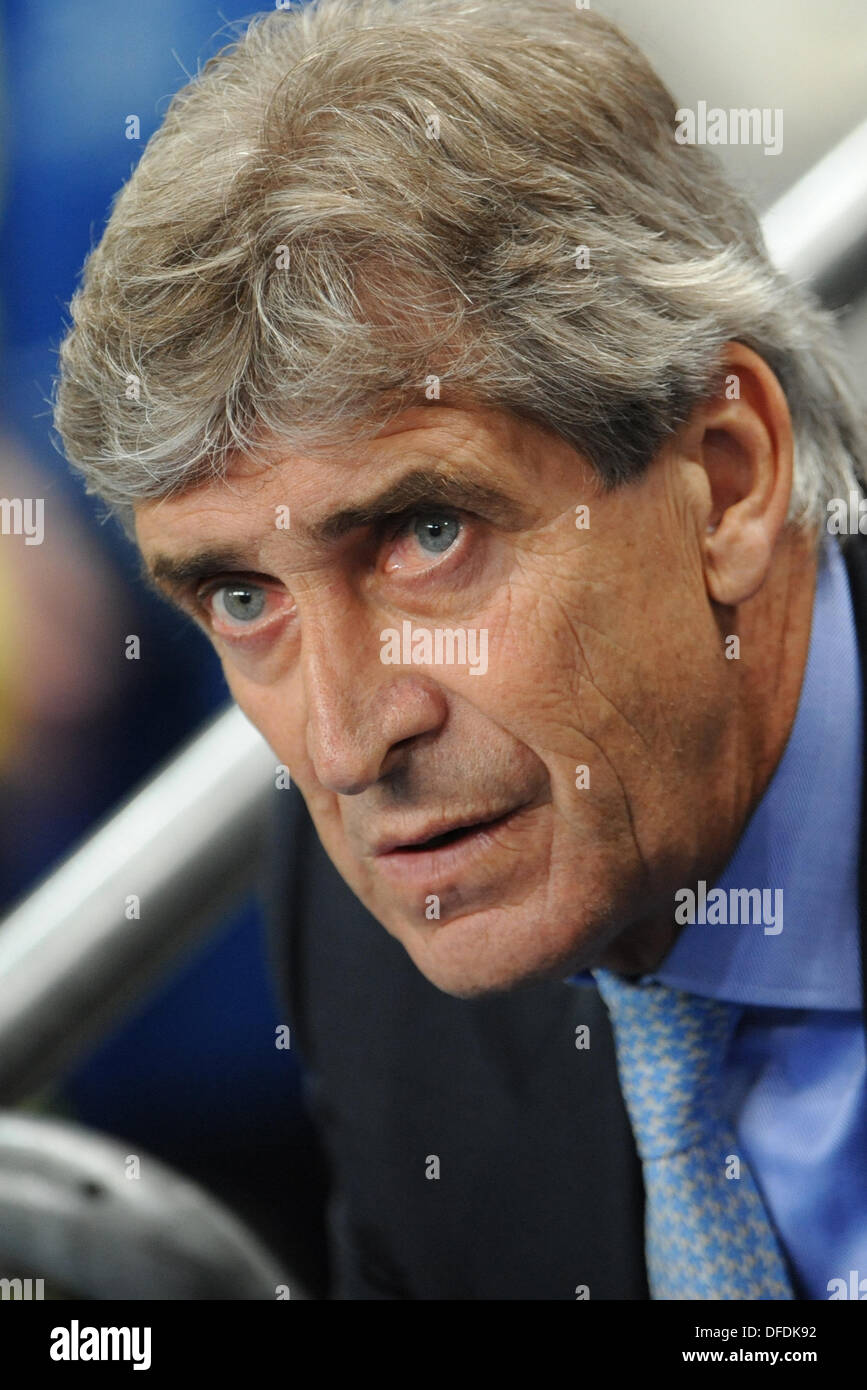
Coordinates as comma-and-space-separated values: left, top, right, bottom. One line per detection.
133, 404, 547, 554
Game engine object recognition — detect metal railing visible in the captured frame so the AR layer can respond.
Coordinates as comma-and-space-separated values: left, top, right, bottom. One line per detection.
1, 119, 867, 1104
0, 707, 276, 1101
0, 1111, 295, 1298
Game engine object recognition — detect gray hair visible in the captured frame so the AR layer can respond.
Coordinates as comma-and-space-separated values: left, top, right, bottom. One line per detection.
53, 0, 866, 539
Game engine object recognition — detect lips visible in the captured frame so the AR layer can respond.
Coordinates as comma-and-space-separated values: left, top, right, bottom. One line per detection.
373, 807, 523, 857
370, 800, 537, 897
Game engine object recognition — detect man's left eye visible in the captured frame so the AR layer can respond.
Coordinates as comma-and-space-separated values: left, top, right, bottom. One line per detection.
210, 584, 267, 624
412, 514, 460, 554
384, 512, 463, 573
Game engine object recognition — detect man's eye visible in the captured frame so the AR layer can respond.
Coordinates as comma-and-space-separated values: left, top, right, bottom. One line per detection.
384, 512, 463, 574
412, 514, 460, 554
210, 584, 267, 624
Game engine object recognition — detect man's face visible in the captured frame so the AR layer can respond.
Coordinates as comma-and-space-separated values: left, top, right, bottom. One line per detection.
136, 404, 737, 996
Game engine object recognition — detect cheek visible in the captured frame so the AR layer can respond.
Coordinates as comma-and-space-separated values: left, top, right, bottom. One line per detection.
481, 571, 722, 821
221, 665, 308, 773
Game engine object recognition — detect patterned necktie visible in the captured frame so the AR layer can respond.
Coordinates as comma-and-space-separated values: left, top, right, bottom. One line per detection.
592, 967, 794, 1300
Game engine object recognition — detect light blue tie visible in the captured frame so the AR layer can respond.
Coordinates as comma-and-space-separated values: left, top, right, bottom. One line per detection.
593, 968, 794, 1300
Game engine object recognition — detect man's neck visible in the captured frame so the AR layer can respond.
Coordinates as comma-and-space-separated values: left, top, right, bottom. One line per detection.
598, 526, 820, 978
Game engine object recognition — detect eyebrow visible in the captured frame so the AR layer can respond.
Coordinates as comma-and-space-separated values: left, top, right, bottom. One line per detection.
142, 547, 255, 599
142, 464, 533, 598
304, 465, 531, 543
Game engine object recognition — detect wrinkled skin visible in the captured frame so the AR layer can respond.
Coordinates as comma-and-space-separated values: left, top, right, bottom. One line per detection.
136, 344, 816, 997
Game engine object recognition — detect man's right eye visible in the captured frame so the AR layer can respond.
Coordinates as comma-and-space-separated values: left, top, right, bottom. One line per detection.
211, 583, 267, 624
197, 580, 292, 640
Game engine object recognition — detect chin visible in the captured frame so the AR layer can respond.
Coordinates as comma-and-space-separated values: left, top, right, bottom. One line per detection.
325, 816, 642, 997
384, 899, 610, 1000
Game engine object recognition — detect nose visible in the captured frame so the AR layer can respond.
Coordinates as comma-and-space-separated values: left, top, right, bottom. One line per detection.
301, 614, 446, 795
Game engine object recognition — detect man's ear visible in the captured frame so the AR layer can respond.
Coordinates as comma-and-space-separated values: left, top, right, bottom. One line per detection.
681, 342, 794, 607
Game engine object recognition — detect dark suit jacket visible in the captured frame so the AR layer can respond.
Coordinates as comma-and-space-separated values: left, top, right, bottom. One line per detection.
264, 534, 867, 1300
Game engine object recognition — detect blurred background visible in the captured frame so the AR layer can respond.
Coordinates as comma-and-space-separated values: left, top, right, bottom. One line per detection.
0, 0, 865, 1298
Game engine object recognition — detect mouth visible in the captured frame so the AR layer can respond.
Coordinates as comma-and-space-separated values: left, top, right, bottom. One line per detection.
370, 801, 535, 894
374, 807, 524, 857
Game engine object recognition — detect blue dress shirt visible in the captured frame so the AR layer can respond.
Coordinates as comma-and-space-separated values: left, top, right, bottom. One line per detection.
571, 538, 867, 1300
